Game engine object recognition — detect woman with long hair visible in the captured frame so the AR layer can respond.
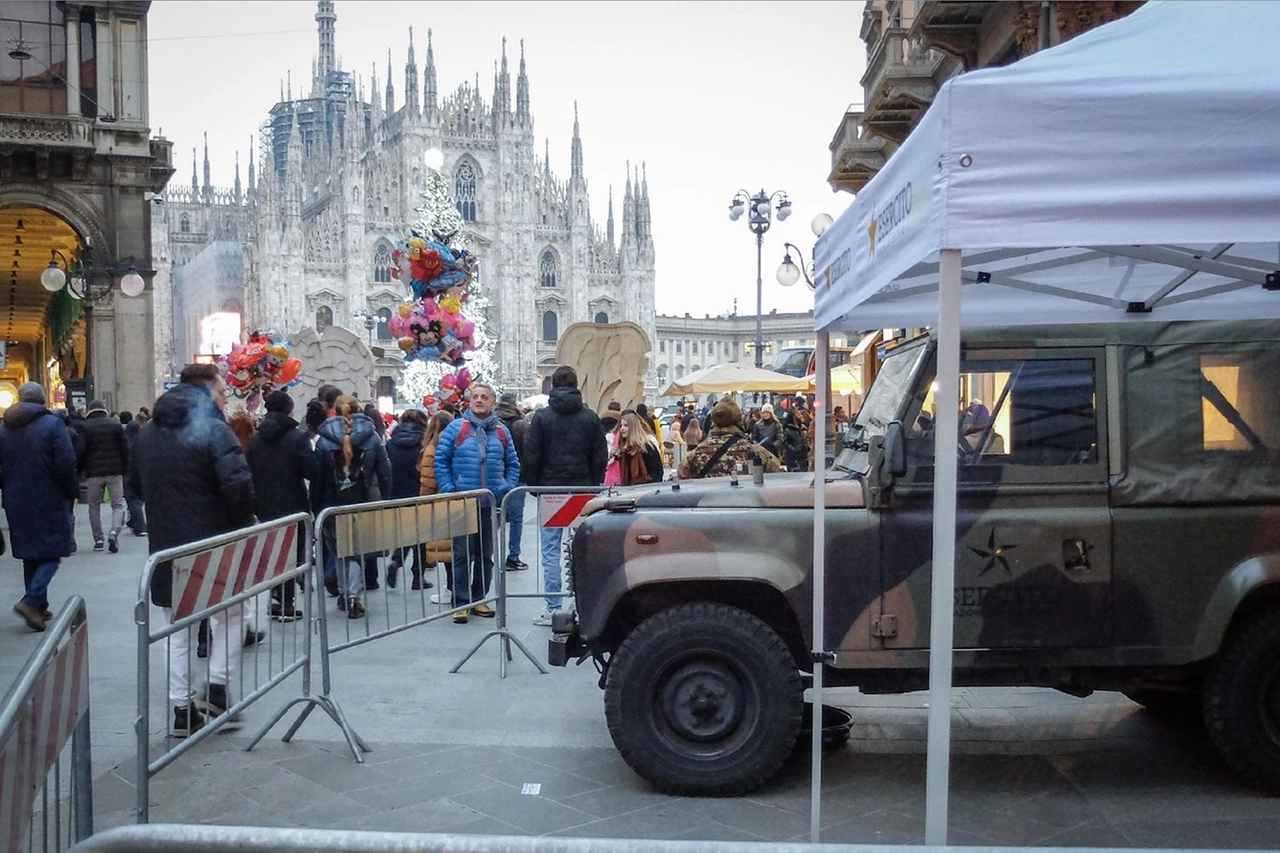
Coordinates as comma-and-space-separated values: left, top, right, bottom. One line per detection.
418, 410, 456, 598
311, 395, 391, 619
613, 412, 664, 486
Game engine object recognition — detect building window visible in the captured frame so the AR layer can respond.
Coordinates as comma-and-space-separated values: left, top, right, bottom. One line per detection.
179, 213, 189, 233
657, 366, 668, 385
594, 311, 609, 325
373, 241, 392, 283
376, 307, 392, 341
77, 7, 97, 119
675, 364, 686, 379
540, 250, 558, 288
692, 342, 699, 355
316, 305, 333, 331
455, 161, 477, 221
660, 340, 666, 354
0, 1, 68, 116
377, 376, 396, 399
676, 342, 683, 355
542, 310, 558, 342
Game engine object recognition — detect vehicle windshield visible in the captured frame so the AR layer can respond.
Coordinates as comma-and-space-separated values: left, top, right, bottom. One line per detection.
851, 340, 928, 441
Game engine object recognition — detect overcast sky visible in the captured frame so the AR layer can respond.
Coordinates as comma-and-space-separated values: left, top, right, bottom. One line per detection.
147, 1, 863, 319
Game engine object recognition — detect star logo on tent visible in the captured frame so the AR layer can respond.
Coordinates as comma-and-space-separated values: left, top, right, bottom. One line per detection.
967, 529, 1018, 577
867, 219, 878, 254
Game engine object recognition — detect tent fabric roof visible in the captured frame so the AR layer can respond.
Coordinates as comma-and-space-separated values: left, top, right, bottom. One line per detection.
814, 0, 1280, 332
659, 363, 810, 396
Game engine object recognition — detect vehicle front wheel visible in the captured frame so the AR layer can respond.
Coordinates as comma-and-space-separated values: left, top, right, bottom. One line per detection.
1203, 605, 1280, 793
604, 602, 803, 796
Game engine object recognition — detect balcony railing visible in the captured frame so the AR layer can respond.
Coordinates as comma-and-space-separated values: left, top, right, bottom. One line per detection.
0, 113, 94, 149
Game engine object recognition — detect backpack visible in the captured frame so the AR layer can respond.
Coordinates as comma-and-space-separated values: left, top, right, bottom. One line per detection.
331, 442, 369, 506
454, 420, 510, 451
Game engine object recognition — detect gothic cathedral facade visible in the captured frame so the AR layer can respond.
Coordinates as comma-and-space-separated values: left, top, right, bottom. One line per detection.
151, 1, 656, 400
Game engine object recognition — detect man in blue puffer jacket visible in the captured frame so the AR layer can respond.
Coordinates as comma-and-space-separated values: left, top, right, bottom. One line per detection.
434, 383, 520, 622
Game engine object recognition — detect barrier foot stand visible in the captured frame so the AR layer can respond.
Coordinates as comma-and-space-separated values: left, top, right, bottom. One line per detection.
450, 627, 548, 676
244, 695, 371, 763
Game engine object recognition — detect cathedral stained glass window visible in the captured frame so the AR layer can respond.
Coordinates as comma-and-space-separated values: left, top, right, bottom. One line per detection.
373, 241, 392, 283
179, 213, 189, 233
540, 251, 558, 288
542, 311, 558, 342
315, 305, 333, 331
455, 162, 477, 222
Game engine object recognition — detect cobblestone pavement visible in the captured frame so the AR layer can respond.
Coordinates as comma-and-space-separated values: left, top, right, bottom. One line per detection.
3, 507, 1278, 846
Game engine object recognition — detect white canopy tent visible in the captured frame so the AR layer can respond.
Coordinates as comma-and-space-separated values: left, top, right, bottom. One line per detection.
810, 1, 1280, 843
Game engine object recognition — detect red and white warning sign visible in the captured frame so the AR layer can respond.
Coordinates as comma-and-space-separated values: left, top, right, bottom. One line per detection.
539, 493, 595, 529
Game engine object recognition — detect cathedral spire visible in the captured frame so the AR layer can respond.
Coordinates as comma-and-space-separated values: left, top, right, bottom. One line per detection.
287, 70, 292, 102
315, 1, 337, 93
621, 162, 636, 249
405, 27, 419, 114
493, 36, 511, 122
423, 28, 437, 116
385, 49, 395, 114
247, 135, 256, 199
640, 161, 651, 241
570, 101, 583, 181
515, 39, 529, 124
202, 131, 211, 200
371, 62, 382, 124
190, 146, 197, 195
606, 185, 615, 249
234, 150, 242, 202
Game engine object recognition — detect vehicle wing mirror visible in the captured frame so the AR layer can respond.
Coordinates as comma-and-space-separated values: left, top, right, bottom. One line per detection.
884, 420, 907, 478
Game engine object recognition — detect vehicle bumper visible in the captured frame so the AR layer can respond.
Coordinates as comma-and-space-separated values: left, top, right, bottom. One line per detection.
548, 610, 588, 667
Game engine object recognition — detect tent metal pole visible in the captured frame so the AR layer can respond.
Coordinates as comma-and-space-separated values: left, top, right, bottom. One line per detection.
925, 248, 962, 845
809, 329, 830, 843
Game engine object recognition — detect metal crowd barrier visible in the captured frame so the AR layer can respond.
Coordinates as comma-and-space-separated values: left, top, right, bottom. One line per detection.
476, 485, 610, 679
71, 823, 897, 851
0, 596, 93, 851
135, 513, 357, 821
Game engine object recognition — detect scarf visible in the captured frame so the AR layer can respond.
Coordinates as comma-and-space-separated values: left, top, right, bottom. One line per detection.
463, 408, 501, 467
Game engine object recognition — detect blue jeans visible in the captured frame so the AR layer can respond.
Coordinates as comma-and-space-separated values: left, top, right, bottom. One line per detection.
505, 489, 526, 560
322, 520, 365, 599
539, 527, 564, 612
451, 510, 494, 608
22, 559, 60, 611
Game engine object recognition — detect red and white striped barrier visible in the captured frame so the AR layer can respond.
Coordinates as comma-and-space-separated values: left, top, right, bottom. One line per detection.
0, 615, 90, 850
538, 493, 595, 529
171, 524, 298, 620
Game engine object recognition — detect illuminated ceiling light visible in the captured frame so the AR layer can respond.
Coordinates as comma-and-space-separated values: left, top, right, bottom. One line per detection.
12, 249, 19, 257
15, 219, 24, 231
14, 235, 22, 245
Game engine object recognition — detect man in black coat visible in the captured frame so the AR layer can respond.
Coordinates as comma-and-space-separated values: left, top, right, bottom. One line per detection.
80, 398, 129, 553
246, 390, 318, 621
1, 383, 78, 632
494, 392, 530, 571
122, 411, 147, 536
130, 363, 256, 737
521, 366, 607, 625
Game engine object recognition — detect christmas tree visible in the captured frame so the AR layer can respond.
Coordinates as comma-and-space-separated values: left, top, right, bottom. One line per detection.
399, 166, 501, 402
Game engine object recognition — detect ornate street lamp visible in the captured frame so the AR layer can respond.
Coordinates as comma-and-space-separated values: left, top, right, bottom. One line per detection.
728, 189, 791, 368
775, 214, 836, 290
40, 248, 148, 396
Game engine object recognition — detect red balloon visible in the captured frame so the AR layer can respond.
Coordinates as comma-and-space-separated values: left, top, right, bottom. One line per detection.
276, 357, 301, 385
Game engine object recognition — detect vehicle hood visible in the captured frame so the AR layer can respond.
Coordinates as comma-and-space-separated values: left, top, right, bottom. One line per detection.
605, 472, 866, 510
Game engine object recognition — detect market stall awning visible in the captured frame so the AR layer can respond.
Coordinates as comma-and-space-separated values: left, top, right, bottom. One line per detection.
660, 363, 809, 396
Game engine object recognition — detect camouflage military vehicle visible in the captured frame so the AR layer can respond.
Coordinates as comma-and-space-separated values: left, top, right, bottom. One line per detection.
550, 320, 1280, 797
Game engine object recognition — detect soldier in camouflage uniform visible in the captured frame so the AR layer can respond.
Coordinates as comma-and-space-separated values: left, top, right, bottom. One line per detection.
678, 399, 782, 479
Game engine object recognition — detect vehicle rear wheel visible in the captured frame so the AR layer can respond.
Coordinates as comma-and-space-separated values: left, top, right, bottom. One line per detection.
604, 602, 803, 796
1203, 605, 1280, 793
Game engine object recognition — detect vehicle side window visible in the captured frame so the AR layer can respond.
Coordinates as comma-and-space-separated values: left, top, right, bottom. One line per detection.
908, 358, 1099, 469
1200, 351, 1280, 452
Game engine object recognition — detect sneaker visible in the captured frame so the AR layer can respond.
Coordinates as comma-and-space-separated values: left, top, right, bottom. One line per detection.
269, 603, 303, 622
430, 591, 452, 605
93, 540, 104, 552
336, 595, 346, 612
196, 683, 242, 722
107, 535, 119, 553
386, 563, 399, 589
504, 557, 529, 571
410, 576, 434, 591
532, 611, 555, 627
170, 705, 205, 738
347, 597, 365, 619
452, 609, 469, 624
470, 603, 496, 618
243, 629, 266, 648
13, 599, 47, 632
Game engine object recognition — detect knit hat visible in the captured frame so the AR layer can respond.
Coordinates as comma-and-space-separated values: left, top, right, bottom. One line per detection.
710, 399, 742, 429
761, 403, 774, 414
499, 392, 518, 405
87, 399, 108, 414
264, 390, 294, 414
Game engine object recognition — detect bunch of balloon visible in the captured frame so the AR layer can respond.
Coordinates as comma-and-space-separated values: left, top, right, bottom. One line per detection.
216, 328, 303, 411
